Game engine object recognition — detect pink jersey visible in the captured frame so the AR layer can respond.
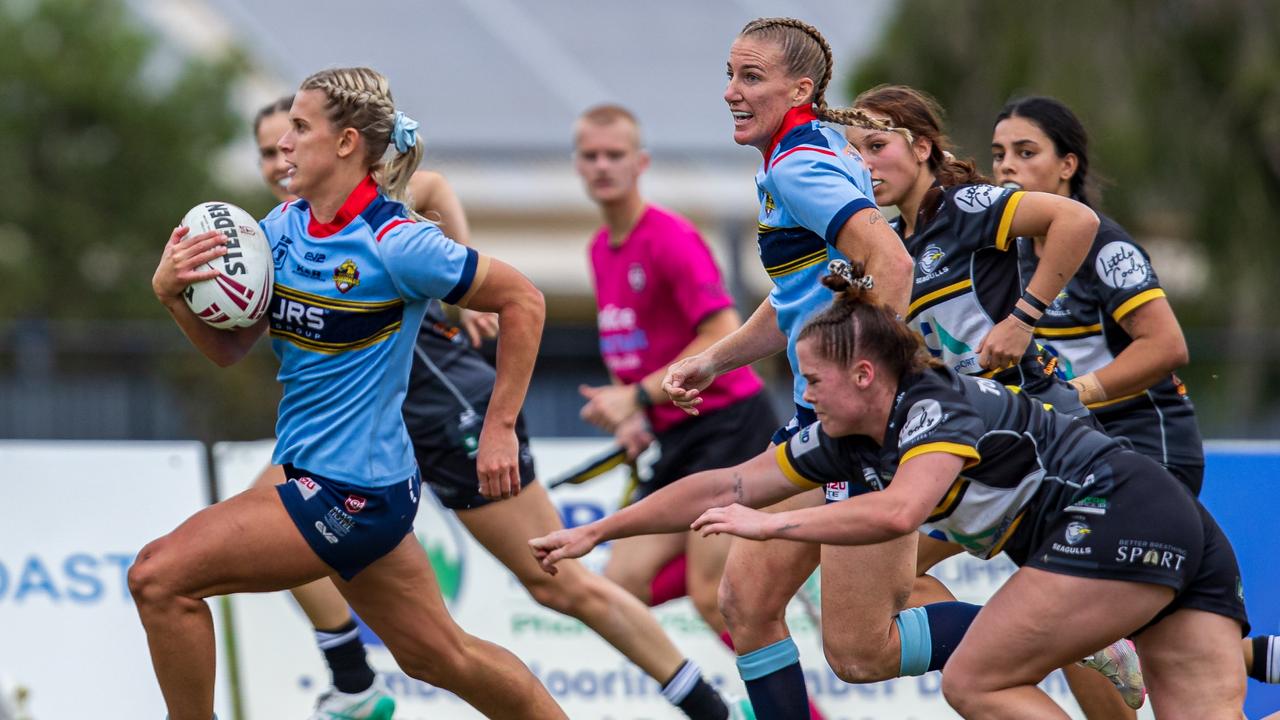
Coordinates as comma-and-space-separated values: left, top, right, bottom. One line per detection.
590, 205, 764, 434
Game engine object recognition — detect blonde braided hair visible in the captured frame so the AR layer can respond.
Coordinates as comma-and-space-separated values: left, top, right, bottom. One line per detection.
299, 67, 423, 213
738, 18, 893, 133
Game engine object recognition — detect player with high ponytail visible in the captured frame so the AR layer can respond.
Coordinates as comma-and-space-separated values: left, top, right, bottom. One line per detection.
140, 67, 566, 719
659, 19, 915, 715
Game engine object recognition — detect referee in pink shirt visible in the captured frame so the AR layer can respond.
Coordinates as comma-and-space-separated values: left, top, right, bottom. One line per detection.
574, 104, 778, 644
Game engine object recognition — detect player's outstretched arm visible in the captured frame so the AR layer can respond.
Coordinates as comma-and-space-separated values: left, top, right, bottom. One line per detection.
663, 299, 785, 414
692, 451, 963, 545
152, 226, 267, 367
455, 256, 545, 500
530, 447, 799, 574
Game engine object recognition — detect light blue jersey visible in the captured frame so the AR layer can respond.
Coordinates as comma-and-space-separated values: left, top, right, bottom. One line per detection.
260, 176, 478, 487
755, 106, 877, 404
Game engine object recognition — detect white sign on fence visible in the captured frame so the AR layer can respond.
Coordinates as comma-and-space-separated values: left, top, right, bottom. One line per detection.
215, 439, 1130, 720
0, 441, 234, 719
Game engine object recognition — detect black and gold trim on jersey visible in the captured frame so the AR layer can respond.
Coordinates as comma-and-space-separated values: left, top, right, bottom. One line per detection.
1113, 288, 1165, 322
776, 443, 823, 489
928, 478, 970, 522
269, 284, 405, 354
1034, 324, 1103, 340
993, 191, 1026, 251
758, 226, 827, 278
906, 279, 972, 320
901, 441, 981, 468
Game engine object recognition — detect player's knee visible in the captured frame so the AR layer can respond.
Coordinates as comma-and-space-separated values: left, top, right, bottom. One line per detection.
393, 634, 470, 685
822, 633, 897, 684
687, 575, 721, 624
523, 567, 586, 616
603, 565, 650, 603
127, 539, 176, 608
939, 657, 987, 714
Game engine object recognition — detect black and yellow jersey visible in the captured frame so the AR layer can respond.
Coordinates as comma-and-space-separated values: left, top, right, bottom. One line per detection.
1016, 214, 1203, 477
776, 366, 1126, 560
895, 183, 1088, 418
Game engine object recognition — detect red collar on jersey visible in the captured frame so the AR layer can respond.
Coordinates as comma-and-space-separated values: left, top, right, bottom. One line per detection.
765, 105, 819, 160
308, 174, 379, 238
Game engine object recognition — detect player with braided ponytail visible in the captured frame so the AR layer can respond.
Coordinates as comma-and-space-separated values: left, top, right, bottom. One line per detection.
658, 17, 916, 717
138, 67, 567, 719
534, 259, 1249, 719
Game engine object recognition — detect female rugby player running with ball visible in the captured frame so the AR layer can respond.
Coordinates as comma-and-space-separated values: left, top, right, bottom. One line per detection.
536, 264, 1250, 719
134, 67, 566, 720
251, 96, 742, 720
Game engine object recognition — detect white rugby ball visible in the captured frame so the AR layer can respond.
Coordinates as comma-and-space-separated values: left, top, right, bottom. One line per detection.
179, 201, 273, 329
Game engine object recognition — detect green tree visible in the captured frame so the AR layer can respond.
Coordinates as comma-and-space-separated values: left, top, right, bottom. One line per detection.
849, 0, 1280, 437
0, 0, 281, 441
0, 0, 262, 319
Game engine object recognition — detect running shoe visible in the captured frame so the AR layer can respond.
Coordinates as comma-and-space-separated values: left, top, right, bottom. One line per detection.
1079, 638, 1145, 710
308, 676, 396, 720
726, 694, 756, 720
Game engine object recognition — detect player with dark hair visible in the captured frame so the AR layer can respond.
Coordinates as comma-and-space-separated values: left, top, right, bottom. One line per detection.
535, 261, 1250, 719
992, 93, 1280, 709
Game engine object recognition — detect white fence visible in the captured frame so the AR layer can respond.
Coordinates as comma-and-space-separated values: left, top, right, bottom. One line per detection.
11, 439, 1279, 718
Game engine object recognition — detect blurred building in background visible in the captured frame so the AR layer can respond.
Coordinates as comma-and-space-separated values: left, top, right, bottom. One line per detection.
1, 0, 1276, 442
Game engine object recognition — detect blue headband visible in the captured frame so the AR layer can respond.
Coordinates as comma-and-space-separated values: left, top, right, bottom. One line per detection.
390, 111, 419, 154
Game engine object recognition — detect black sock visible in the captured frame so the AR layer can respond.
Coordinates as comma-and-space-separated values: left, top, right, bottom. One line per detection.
316, 619, 375, 694
661, 660, 728, 720
737, 638, 809, 720
1249, 635, 1280, 684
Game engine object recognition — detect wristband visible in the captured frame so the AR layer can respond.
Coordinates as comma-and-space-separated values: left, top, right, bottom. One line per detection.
1009, 306, 1038, 329
634, 383, 653, 408
1069, 372, 1107, 405
1020, 290, 1049, 314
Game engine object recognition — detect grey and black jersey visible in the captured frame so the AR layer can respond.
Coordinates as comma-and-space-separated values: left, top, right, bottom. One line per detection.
776, 366, 1123, 560
400, 300, 497, 445
1016, 214, 1203, 477
895, 184, 1086, 418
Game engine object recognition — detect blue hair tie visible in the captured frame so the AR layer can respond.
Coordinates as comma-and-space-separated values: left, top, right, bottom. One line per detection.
390, 111, 419, 154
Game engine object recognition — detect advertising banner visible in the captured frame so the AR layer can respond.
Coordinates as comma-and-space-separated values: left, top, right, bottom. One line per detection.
0, 441, 234, 719
216, 439, 1109, 719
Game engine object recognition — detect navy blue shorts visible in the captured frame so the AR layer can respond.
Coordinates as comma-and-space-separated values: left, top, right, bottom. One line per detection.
630, 391, 777, 503
277, 464, 420, 581
770, 403, 818, 446
414, 413, 537, 510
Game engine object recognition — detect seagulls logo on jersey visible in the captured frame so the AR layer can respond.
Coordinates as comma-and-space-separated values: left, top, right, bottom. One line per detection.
763, 191, 776, 216
333, 259, 361, 293
1064, 520, 1091, 545
1094, 241, 1151, 289
1051, 520, 1094, 556
1046, 289, 1072, 317
953, 184, 1007, 214
899, 399, 944, 446
916, 245, 951, 283
919, 245, 946, 274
